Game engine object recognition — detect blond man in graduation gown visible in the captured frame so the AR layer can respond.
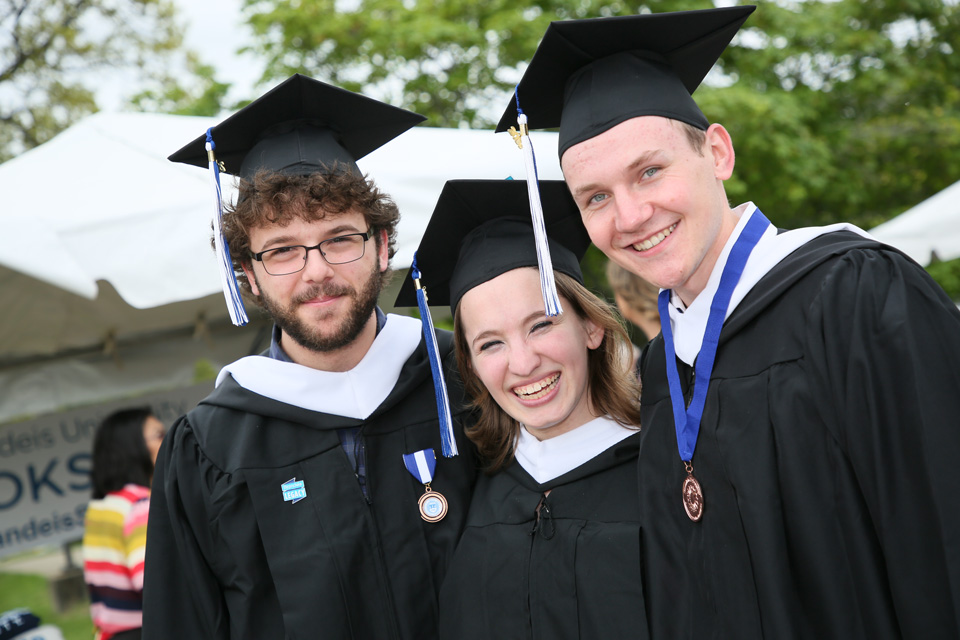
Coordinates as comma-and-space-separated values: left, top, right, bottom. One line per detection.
503, 6, 960, 639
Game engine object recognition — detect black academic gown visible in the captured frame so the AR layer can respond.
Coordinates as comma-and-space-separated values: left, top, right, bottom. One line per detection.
142, 332, 478, 640
439, 431, 647, 640
638, 231, 960, 639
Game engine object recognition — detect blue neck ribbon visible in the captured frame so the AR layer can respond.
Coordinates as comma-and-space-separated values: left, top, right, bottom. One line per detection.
403, 449, 437, 485
657, 210, 771, 462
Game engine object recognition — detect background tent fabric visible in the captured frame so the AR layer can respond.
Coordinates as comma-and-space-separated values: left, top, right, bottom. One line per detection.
869, 179, 960, 266
1, 111, 561, 310
0, 111, 561, 421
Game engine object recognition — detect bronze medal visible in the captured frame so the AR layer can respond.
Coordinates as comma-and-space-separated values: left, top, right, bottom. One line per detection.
682, 461, 704, 522
418, 486, 448, 523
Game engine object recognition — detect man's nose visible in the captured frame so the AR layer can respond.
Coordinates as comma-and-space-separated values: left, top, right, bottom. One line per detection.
613, 190, 654, 234
300, 246, 336, 281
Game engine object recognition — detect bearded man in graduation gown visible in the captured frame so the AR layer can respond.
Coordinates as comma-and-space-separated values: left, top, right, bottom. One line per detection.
141, 74, 477, 640
502, 6, 960, 639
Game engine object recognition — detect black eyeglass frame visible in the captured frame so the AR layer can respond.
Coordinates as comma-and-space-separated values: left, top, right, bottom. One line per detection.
250, 232, 372, 275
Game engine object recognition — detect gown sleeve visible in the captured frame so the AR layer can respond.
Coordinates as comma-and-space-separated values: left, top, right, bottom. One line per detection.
807, 248, 960, 637
142, 416, 231, 639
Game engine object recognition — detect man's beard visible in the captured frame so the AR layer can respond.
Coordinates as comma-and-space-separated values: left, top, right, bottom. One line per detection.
257, 261, 383, 354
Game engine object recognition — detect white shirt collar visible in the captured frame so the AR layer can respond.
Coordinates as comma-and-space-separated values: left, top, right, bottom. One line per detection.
216, 313, 423, 419
514, 415, 635, 484
666, 203, 873, 365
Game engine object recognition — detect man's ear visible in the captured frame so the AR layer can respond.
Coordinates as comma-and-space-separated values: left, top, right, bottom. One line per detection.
377, 228, 389, 273
705, 123, 735, 181
242, 262, 260, 296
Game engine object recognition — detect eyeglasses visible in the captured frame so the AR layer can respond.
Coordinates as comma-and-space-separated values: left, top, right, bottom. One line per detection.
251, 232, 371, 276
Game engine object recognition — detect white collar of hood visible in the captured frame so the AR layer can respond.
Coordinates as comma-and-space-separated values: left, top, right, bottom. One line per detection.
216, 314, 423, 418
666, 203, 873, 365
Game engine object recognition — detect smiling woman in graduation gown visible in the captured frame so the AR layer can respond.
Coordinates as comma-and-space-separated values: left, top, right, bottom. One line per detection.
395, 180, 648, 640
440, 421, 643, 639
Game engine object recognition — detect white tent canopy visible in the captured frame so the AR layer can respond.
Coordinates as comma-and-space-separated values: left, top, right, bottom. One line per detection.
869, 179, 960, 266
1, 111, 562, 308
0, 112, 561, 421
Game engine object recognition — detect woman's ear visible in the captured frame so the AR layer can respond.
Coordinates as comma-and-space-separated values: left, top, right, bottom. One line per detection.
584, 318, 605, 350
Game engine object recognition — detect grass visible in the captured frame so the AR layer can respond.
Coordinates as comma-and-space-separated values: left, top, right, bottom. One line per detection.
0, 571, 92, 640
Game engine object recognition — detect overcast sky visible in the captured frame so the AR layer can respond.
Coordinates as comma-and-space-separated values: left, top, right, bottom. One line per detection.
172, 0, 262, 104
95, 0, 261, 112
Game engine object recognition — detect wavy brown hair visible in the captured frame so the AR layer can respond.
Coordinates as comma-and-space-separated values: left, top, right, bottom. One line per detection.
220, 164, 401, 303
453, 270, 642, 473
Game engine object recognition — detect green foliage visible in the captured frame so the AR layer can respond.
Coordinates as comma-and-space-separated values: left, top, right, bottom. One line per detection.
239, 0, 960, 232
0, 0, 228, 162
926, 257, 960, 301
193, 358, 219, 382
581, 244, 614, 301
718, 0, 960, 229
129, 55, 233, 116
242, 0, 684, 128
0, 571, 91, 640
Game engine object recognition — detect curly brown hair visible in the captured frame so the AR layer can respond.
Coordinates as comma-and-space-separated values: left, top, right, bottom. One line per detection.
220, 164, 401, 301
453, 271, 642, 473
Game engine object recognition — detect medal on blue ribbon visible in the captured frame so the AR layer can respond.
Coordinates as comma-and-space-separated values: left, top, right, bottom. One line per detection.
658, 209, 770, 522
403, 449, 448, 522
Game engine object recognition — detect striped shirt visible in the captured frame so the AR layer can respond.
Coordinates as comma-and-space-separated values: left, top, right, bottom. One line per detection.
82, 484, 150, 639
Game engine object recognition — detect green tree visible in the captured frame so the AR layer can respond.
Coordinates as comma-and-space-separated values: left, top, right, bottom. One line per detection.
706, 1, 960, 230
128, 54, 233, 116
241, 0, 960, 295
0, 0, 227, 163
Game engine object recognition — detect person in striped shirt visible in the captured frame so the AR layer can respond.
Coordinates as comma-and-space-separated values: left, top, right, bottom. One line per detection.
82, 407, 165, 640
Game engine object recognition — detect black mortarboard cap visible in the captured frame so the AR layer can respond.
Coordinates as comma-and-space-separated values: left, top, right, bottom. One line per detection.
169, 73, 426, 177
495, 6, 755, 159
394, 180, 590, 315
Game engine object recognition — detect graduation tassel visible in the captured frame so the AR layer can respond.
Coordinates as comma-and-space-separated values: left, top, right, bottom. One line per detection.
411, 253, 458, 457
206, 128, 249, 326
507, 91, 563, 317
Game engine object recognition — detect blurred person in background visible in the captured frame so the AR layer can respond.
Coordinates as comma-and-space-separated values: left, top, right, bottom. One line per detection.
605, 259, 661, 371
82, 407, 164, 640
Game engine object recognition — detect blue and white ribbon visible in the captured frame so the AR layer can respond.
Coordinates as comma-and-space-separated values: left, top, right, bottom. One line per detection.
402, 449, 437, 485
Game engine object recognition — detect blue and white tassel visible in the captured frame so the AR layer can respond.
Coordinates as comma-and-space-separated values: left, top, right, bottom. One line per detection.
411, 252, 458, 457
206, 128, 249, 326
507, 91, 563, 317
